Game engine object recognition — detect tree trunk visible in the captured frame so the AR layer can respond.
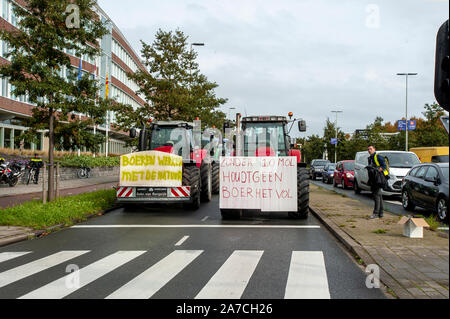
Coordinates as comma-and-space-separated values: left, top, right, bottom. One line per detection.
48, 107, 55, 202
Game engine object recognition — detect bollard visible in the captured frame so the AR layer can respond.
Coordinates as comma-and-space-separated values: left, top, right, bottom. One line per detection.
42, 164, 47, 204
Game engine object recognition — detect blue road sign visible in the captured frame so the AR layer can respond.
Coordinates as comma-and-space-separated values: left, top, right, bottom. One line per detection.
331, 138, 338, 145
397, 120, 407, 131
408, 120, 416, 131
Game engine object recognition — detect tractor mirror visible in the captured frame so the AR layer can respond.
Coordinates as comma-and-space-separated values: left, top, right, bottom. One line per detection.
129, 128, 137, 139
298, 120, 307, 132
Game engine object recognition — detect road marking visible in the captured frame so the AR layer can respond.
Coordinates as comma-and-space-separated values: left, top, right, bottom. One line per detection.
175, 236, 190, 247
284, 251, 330, 299
195, 250, 263, 299
19, 251, 146, 299
438, 227, 449, 231
0, 252, 31, 264
0, 251, 89, 288
72, 225, 320, 229
106, 250, 203, 299
201, 216, 209, 222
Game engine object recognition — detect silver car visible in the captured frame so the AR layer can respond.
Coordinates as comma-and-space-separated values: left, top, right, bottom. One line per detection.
353, 151, 421, 196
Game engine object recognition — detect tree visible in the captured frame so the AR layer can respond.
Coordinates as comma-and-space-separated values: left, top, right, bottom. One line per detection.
299, 135, 324, 164
115, 29, 227, 130
0, 0, 112, 201
412, 103, 448, 147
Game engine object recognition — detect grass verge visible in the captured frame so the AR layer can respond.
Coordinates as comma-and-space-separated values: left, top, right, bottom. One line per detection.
0, 190, 116, 230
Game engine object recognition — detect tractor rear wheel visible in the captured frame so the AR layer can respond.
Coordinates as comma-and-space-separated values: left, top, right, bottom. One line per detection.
182, 165, 201, 210
289, 167, 309, 219
200, 162, 212, 202
212, 162, 220, 195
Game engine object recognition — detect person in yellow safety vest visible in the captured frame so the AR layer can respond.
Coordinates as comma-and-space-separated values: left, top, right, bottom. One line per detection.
0, 157, 5, 165
29, 153, 43, 184
367, 145, 389, 219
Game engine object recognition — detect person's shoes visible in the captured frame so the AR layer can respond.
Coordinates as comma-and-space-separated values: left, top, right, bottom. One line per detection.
33, 181, 38, 184
369, 214, 379, 219
379, 215, 384, 219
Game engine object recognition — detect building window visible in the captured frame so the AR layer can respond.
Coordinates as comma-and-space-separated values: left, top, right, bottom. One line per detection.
4, 128, 11, 149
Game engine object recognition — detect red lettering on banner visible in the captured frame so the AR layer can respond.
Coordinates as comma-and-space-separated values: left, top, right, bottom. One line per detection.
222, 186, 230, 199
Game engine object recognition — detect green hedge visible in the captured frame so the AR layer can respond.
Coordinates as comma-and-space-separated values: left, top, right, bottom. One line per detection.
0, 189, 116, 230
57, 155, 120, 168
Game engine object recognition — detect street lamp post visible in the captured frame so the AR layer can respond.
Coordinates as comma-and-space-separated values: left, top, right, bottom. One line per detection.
189, 43, 205, 89
397, 73, 418, 152
331, 110, 343, 163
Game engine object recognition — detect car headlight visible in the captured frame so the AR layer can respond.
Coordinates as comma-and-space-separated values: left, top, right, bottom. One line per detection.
346, 173, 354, 178
330, 174, 334, 177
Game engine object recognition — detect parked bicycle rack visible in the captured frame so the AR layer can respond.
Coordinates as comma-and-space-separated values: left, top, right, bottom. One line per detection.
42, 162, 60, 204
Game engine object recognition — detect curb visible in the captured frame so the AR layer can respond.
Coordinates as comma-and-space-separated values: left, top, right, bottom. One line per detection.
310, 205, 412, 299
0, 205, 123, 248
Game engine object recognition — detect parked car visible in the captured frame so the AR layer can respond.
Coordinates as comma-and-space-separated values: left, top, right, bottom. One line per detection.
354, 151, 421, 196
310, 159, 331, 180
334, 160, 355, 189
401, 163, 449, 222
322, 163, 337, 184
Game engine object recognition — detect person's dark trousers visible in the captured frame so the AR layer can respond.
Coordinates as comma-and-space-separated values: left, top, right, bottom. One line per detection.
34, 168, 40, 184
372, 186, 384, 217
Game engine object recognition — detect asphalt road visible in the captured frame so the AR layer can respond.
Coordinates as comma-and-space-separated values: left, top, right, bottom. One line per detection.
0, 195, 386, 299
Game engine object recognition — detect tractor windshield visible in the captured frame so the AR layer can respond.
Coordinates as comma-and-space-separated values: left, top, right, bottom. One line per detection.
150, 126, 192, 153
243, 122, 288, 156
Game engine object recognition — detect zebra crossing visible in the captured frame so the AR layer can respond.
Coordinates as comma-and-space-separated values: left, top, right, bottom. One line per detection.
0, 249, 331, 299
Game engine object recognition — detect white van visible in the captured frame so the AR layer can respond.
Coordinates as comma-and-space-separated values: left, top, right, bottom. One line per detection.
354, 151, 421, 196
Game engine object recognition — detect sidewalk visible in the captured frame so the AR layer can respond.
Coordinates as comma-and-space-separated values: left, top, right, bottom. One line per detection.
310, 184, 449, 299
0, 176, 118, 209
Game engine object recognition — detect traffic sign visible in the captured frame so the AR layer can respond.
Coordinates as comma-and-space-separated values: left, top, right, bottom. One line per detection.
331, 138, 338, 145
408, 120, 416, 131
397, 120, 407, 131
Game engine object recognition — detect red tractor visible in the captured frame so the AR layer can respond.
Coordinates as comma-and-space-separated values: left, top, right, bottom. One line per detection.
119, 120, 214, 210
220, 114, 309, 219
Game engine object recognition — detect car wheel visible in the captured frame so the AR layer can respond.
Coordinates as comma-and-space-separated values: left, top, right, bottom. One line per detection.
342, 180, 346, 190
436, 197, 447, 222
402, 190, 415, 211
333, 178, 337, 188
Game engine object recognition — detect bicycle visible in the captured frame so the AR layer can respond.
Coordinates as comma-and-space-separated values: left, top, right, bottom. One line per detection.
77, 167, 91, 179
26, 167, 37, 185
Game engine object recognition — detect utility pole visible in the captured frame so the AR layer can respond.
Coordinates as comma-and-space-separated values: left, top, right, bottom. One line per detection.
331, 110, 343, 163
397, 73, 418, 152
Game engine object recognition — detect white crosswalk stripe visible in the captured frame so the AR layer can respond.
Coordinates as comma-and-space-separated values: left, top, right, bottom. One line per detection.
106, 250, 203, 299
0, 250, 331, 299
284, 251, 330, 299
0, 251, 89, 289
19, 251, 146, 299
0, 252, 31, 264
195, 250, 264, 299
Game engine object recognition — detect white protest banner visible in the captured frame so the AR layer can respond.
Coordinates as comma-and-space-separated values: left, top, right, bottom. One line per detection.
120, 151, 183, 187
220, 157, 298, 212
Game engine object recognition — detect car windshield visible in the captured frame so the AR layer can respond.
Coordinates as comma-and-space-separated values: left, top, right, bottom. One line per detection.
343, 162, 355, 171
243, 122, 287, 156
441, 167, 449, 182
326, 165, 336, 170
314, 160, 329, 167
379, 152, 421, 168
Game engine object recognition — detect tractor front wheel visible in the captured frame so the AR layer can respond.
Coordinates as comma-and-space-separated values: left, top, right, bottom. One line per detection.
212, 162, 220, 195
183, 165, 201, 210
200, 162, 212, 202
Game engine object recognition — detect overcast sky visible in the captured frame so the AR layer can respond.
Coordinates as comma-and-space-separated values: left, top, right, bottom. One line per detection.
98, 0, 449, 138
